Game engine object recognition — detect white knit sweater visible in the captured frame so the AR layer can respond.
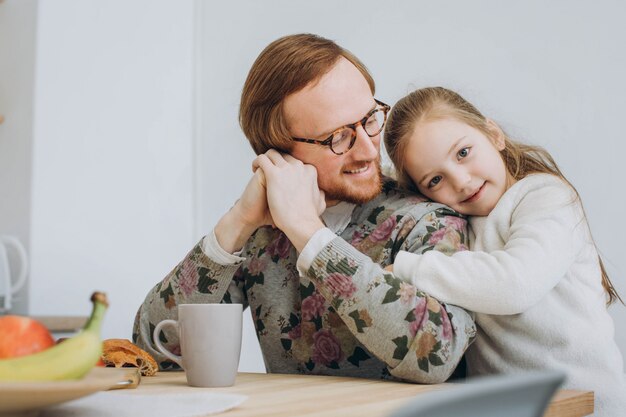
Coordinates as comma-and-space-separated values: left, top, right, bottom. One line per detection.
394, 174, 625, 416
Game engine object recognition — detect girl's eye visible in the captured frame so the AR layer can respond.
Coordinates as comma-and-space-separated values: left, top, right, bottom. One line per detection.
428, 176, 442, 188
457, 147, 470, 159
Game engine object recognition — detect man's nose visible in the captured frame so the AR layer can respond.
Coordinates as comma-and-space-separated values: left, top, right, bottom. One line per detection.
351, 125, 379, 160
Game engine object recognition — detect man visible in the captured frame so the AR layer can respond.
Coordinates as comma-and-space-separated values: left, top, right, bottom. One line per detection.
133, 34, 475, 383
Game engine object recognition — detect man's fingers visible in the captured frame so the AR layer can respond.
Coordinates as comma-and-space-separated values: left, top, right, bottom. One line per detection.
255, 150, 313, 173
255, 167, 267, 187
264, 149, 287, 166
282, 153, 304, 166
254, 154, 275, 173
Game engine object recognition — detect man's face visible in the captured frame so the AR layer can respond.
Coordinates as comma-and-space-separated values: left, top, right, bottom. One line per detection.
283, 58, 382, 206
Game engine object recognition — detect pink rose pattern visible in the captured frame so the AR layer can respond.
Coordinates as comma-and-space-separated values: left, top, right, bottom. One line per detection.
444, 216, 467, 232
325, 273, 358, 298
396, 282, 417, 304
428, 228, 448, 246
288, 323, 302, 340
409, 297, 429, 338
266, 231, 292, 259
370, 216, 397, 242
137, 200, 474, 377
312, 329, 343, 366
247, 257, 268, 276
440, 305, 453, 341
178, 258, 199, 297
427, 216, 468, 252
350, 230, 365, 245
301, 292, 326, 320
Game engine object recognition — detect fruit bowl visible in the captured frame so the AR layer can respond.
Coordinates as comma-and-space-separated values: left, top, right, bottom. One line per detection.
0, 367, 125, 415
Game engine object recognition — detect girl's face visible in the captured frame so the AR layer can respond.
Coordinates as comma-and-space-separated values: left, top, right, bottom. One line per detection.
403, 117, 512, 216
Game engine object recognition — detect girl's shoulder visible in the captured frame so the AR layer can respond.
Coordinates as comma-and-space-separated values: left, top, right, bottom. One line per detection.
498, 173, 579, 218
507, 173, 574, 200
513, 172, 567, 188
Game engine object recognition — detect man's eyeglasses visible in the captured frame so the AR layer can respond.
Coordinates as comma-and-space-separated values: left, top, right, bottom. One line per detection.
292, 99, 391, 155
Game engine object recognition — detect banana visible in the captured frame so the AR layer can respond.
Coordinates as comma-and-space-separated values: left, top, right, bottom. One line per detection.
0, 292, 108, 381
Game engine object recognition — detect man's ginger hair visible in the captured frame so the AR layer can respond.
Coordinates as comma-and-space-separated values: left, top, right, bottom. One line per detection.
239, 34, 375, 155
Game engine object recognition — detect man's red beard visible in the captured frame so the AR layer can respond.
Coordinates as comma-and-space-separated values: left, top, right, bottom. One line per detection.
322, 161, 383, 205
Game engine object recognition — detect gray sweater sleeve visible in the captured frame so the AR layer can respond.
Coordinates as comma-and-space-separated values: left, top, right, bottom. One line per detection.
132, 241, 246, 369
306, 208, 476, 383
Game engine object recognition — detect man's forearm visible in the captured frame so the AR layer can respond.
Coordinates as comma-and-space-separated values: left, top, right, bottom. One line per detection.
281, 218, 326, 253
214, 207, 262, 254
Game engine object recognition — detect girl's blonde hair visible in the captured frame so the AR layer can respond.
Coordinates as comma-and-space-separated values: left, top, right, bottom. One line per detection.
384, 86, 622, 305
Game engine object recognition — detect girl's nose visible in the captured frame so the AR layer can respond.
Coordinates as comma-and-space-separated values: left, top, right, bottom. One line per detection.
452, 171, 472, 192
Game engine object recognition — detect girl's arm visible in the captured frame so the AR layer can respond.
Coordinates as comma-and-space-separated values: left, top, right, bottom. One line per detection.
394, 177, 582, 315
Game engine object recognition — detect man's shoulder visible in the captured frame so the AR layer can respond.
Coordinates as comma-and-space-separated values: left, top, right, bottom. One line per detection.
353, 177, 457, 224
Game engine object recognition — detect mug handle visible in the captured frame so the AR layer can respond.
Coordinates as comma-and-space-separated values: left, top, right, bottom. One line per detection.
153, 319, 183, 367
0, 236, 28, 295
0, 244, 12, 311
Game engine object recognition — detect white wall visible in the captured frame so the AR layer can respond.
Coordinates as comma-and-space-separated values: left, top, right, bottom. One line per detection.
29, 0, 195, 341
196, 0, 626, 372
0, 0, 37, 315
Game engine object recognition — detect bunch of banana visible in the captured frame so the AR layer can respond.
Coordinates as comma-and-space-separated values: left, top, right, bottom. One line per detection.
0, 292, 108, 381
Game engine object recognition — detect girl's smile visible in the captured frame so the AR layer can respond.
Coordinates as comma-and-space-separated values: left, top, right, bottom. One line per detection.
461, 181, 486, 204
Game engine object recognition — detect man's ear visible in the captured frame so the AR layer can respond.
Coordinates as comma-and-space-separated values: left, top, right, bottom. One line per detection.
485, 119, 506, 151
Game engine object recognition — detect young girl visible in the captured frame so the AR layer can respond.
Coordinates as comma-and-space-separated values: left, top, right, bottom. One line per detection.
383, 87, 625, 416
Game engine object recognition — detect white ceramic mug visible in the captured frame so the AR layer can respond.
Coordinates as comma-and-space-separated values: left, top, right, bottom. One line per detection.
153, 303, 243, 387
0, 235, 28, 313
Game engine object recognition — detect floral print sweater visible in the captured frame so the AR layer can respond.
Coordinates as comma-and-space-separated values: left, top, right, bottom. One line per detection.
133, 179, 476, 383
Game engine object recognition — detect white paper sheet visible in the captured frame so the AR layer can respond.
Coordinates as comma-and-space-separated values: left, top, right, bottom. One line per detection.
40, 390, 247, 417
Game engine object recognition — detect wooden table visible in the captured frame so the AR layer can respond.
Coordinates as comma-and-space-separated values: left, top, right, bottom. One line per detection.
138, 371, 594, 417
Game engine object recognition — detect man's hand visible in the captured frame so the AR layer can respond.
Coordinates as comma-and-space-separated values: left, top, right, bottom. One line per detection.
253, 149, 326, 252
232, 168, 275, 229
214, 168, 274, 253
